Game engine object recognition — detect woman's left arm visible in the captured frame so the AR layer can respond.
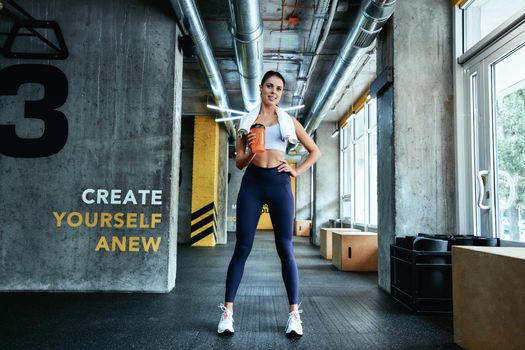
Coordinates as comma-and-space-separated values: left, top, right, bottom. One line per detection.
277, 118, 322, 177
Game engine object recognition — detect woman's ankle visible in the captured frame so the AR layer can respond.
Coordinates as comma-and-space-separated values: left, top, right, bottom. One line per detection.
225, 302, 234, 312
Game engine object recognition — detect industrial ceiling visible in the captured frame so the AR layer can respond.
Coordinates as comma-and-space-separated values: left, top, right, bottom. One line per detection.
181, 0, 378, 124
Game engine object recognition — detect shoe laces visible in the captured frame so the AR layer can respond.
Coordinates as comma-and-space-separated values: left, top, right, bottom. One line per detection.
218, 303, 234, 321
288, 305, 303, 324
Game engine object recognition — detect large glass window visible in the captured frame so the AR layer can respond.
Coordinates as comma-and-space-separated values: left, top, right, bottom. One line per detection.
368, 100, 378, 226
369, 127, 378, 226
340, 100, 377, 229
462, 0, 525, 52
493, 44, 525, 241
455, 1, 525, 242
341, 121, 352, 218
354, 130, 366, 224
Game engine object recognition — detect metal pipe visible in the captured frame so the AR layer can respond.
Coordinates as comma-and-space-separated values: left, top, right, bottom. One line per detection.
294, 0, 339, 114
302, 0, 396, 135
170, 0, 236, 137
292, 0, 336, 111
228, 0, 264, 111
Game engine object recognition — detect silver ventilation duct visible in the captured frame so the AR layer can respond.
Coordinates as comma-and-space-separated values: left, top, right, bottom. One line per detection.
292, 0, 338, 111
302, 0, 396, 134
170, 0, 236, 137
228, 0, 264, 111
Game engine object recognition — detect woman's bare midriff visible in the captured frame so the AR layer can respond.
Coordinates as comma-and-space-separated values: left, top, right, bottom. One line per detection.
251, 149, 284, 168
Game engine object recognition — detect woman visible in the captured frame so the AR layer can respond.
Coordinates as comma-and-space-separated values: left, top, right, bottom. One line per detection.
217, 71, 321, 336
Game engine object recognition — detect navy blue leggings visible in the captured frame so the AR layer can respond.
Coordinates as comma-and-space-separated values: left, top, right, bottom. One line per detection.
225, 163, 299, 305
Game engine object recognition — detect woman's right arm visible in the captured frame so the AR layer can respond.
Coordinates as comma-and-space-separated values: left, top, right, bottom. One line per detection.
236, 132, 256, 169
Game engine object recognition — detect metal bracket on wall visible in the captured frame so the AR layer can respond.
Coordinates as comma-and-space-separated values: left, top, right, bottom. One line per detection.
370, 66, 394, 98
0, 0, 69, 59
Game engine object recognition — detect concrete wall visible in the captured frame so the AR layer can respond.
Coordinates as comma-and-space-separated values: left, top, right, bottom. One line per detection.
376, 0, 455, 291
295, 166, 312, 221
0, 0, 182, 291
169, 23, 183, 287
312, 122, 340, 246
377, 85, 396, 291
393, 0, 455, 237
178, 117, 194, 244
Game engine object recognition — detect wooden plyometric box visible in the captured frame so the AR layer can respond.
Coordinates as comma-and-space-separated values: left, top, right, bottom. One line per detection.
320, 228, 361, 260
332, 232, 378, 271
453, 246, 525, 350
295, 220, 311, 237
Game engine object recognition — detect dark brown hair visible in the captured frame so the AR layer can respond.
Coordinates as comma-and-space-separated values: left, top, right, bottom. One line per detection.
261, 70, 285, 88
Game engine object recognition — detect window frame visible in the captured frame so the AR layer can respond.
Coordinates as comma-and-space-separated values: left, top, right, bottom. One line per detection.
458, 2, 525, 62
339, 100, 378, 232
454, 2, 525, 239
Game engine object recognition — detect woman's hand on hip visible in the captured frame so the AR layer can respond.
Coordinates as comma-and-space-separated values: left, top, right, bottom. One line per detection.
277, 159, 297, 177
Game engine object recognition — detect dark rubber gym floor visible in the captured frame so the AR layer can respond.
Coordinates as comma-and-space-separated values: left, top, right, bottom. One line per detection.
0, 232, 460, 349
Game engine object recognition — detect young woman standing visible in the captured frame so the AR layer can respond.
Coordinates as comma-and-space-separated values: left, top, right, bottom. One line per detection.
218, 71, 321, 336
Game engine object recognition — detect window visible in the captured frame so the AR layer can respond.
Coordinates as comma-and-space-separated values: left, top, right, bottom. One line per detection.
493, 45, 525, 241
341, 120, 352, 218
454, 1, 525, 242
462, 0, 525, 52
368, 100, 378, 226
340, 99, 377, 229
354, 109, 366, 224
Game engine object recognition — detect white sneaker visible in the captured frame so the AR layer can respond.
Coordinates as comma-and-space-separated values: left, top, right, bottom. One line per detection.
217, 303, 234, 334
285, 308, 303, 336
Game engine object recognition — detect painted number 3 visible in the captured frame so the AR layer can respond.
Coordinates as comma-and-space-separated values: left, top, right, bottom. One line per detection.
0, 64, 68, 157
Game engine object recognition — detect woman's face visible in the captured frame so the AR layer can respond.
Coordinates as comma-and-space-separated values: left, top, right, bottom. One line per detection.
259, 75, 284, 107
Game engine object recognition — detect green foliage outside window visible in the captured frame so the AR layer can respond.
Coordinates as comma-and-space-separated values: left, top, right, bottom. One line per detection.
496, 88, 525, 241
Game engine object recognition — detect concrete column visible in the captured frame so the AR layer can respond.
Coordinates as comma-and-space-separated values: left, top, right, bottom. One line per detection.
168, 24, 184, 288
376, 0, 455, 291
190, 116, 220, 246
0, 0, 182, 292
312, 122, 340, 246
179, 118, 227, 244
177, 117, 195, 244
377, 18, 396, 294
296, 167, 312, 221
377, 85, 395, 291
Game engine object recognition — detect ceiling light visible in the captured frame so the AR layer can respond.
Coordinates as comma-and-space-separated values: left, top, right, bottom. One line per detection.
215, 115, 244, 123
207, 104, 305, 116
206, 104, 247, 115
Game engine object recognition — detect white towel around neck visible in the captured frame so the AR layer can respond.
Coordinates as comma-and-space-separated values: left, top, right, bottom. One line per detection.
237, 104, 299, 145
